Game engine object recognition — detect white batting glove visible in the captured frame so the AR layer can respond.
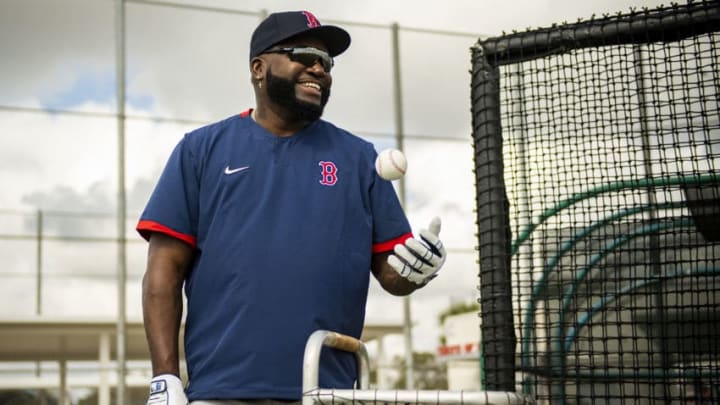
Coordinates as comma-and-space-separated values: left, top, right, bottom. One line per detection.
388, 217, 447, 285
146, 374, 188, 405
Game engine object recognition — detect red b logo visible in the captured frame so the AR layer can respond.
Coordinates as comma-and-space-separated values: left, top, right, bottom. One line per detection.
319, 161, 337, 186
303, 11, 321, 28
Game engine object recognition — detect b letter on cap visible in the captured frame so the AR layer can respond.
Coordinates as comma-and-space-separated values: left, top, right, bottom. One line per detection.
303, 11, 321, 28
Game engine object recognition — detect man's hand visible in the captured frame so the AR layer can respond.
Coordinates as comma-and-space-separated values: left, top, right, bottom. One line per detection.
388, 217, 446, 285
146, 374, 188, 405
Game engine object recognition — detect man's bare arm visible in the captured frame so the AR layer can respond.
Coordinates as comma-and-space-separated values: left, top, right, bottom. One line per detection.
142, 232, 194, 377
371, 251, 421, 296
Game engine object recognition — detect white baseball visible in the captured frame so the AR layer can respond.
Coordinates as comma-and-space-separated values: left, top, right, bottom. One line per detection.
375, 148, 407, 181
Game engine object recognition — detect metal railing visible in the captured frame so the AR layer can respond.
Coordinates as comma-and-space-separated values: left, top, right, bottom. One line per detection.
302, 330, 534, 405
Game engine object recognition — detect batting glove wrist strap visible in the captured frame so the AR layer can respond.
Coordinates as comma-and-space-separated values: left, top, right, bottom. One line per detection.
388, 217, 447, 285
147, 374, 188, 405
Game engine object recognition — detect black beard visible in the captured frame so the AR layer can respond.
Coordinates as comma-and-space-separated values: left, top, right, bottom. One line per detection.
265, 67, 330, 122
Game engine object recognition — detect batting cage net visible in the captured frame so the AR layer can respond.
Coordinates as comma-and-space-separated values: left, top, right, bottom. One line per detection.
470, 1, 720, 404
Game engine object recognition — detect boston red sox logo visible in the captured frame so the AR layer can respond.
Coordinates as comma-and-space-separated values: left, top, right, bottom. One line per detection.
303, 11, 321, 28
318, 161, 337, 186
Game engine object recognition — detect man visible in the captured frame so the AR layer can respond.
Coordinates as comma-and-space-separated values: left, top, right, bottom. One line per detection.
139, 10, 446, 405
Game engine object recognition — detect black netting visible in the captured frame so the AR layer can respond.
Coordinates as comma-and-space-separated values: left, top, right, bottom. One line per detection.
471, 1, 720, 403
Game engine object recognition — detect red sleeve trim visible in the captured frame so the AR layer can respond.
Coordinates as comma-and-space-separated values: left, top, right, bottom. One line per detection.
372, 232, 413, 253
136, 220, 197, 248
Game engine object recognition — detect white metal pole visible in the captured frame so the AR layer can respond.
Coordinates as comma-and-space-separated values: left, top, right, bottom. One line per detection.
59, 360, 68, 405
391, 22, 414, 390
114, 1, 127, 404
99, 332, 111, 405
36, 209, 42, 315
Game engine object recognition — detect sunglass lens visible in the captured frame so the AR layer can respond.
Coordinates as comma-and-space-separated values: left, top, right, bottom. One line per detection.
291, 53, 331, 72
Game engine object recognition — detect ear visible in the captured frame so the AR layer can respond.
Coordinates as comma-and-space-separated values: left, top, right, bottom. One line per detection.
250, 57, 265, 81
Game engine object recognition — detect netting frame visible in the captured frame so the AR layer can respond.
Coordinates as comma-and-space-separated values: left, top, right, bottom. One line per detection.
469, 0, 720, 397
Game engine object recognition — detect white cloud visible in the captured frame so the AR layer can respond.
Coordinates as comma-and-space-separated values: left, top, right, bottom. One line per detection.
0, 0, 115, 108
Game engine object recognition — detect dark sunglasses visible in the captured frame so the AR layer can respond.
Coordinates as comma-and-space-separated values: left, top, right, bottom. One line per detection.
261, 47, 334, 73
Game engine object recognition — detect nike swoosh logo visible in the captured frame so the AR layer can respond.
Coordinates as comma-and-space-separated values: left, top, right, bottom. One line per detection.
224, 166, 250, 175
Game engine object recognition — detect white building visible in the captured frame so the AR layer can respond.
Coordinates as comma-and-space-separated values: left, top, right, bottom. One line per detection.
437, 311, 481, 390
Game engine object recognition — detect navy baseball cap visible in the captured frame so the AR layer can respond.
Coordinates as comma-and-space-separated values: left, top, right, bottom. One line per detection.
250, 11, 351, 60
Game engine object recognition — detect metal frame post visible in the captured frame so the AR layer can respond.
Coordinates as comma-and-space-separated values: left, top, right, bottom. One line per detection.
114, 1, 128, 404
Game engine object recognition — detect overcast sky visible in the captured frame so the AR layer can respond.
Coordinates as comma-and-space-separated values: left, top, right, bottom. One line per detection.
0, 0, 669, 356
191, 0, 672, 35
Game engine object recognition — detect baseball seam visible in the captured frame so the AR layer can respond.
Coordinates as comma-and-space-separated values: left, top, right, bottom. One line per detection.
389, 151, 406, 174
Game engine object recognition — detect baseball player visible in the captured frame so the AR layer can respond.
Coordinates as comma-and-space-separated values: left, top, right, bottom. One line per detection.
139, 10, 446, 405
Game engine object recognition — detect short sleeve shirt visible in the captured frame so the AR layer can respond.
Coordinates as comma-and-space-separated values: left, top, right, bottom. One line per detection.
137, 112, 411, 400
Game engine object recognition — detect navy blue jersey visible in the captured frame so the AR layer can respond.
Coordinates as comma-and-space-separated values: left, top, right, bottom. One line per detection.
137, 111, 411, 400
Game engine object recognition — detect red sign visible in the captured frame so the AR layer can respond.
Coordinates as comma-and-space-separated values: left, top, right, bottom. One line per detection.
437, 342, 480, 357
